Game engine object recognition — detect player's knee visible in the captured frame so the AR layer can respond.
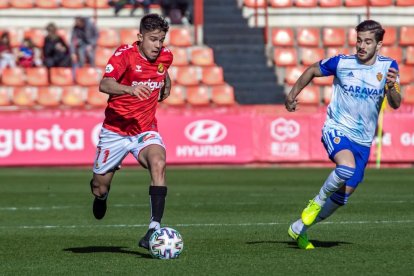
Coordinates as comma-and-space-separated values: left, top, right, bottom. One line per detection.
330, 191, 350, 206
150, 157, 166, 173
335, 165, 355, 181
90, 179, 109, 198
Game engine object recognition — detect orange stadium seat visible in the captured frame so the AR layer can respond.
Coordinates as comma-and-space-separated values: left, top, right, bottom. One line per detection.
301, 47, 325, 66
75, 67, 102, 86
175, 66, 200, 86
169, 28, 192, 47
95, 47, 114, 67
323, 27, 346, 47
162, 85, 186, 106
297, 86, 320, 105
382, 26, 397, 46
313, 75, 334, 86
295, 0, 317, 7
243, 0, 267, 8
35, 0, 59, 8
85, 0, 110, 8
26, 67, 49, 86
284, 66, 305, 85
273, 48, 298, 66
10, 0, 34, 8
61, 86, 86, 107
0, 0, 10, 8
347, 27, 357, 47
86, 86, 108, 107
396, 0, 414, 6
56, 28, 70, 44
119, 28, 138, 45
399, 26, 414, 46
403, 85, 414, 104
186, 86, 210, 106
326, 47, 350, 57
97, 28, 120, 48
323, 86, 333, 105
269, 0, 293, 7
170, 47, 189, 66
0, 87, 12, 106
201, 66, 224, 85
397, 65, 414, 85
190, 47, 215, 66
369, 0, 393, 6
344, 0, 368, 6
211, 84, 235, 106
61, 0, 84, 8
380, 47, 403, 63
37, 86, 62, 107
0, 29, 22, 48
50, 67, 74, 86
405, 46, 414, 65
271, 28, 294, 47
319, 0, 342, 7
297, 27, 320, 47
12, 86, 37, 107
1, 67, 26, 86
24, 29, 46, 48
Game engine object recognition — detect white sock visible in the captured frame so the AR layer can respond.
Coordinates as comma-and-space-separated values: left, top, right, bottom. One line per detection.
149, 221, 160, 230
292, 219, 307, 235
314, 170, 345, 206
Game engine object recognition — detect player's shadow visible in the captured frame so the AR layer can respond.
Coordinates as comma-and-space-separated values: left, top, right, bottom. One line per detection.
247, 240, 352, 249
63, 246, 152, 258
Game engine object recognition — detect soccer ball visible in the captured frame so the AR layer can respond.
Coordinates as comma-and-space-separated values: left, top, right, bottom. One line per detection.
149, 227, 184, 259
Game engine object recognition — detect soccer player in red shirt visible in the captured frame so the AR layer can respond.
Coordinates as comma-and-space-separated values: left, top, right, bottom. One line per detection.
89, 13, 173, 250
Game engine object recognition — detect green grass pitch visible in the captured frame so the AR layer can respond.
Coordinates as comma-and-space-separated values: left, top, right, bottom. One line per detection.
0, 167, 413, 275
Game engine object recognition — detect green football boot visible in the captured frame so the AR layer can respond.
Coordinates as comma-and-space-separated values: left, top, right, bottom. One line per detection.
288, 225, 315, 250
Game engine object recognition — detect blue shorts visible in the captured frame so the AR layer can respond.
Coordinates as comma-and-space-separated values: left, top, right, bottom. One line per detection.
321, 129, 371, 189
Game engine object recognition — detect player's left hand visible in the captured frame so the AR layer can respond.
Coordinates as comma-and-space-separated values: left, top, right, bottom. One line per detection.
386, 67, 398, 89
285, 96, 298, 112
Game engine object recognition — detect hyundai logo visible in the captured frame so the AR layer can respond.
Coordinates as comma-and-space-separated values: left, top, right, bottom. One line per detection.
184, 120, 227, 144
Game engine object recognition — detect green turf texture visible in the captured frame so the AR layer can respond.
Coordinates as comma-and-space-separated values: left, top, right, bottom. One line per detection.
0, 167, 413, 275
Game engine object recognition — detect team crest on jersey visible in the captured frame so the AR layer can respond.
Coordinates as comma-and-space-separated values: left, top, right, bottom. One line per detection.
157, 63, 165, 75
376, 72, 383, 81
333, 137, 341, 144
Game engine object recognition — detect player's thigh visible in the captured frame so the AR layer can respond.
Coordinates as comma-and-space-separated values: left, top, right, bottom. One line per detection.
322, 129, 355, 167
131, 131, 166, 169
138, 144, 166, 169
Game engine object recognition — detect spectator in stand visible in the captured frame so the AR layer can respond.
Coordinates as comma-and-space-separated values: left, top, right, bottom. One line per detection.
17, 37, 42, 68
0, 32, 16, 74
43, 23, 72, 68
70, 17, 98, 67
109, 0, 152, 16
161, 0, 191, 25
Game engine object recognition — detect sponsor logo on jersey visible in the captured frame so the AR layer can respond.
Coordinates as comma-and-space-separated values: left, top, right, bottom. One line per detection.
347, 71, 354, 77
131, 79, 164, 91
341, 84, 384, 99
135, 65, 142, 72
157, 63, 165, 75
106, 64, 114, 73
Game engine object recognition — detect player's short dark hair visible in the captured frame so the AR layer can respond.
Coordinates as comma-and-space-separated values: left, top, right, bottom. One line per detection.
355, 20, 385, 42
139, 13, 169, 34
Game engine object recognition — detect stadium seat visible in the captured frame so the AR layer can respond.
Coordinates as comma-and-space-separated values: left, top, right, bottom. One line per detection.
319, 0, 342, 7
61, 86, 86, 107
369, 0, 393, 6
0, 0, 9, 8
12, 86, 37, 107
97, 28, 120, 48
162, 85, 186, 106
61, 0, 84, 8
35, 0, 59, 8
37, 86, 62, 107
396, 0, 414, 6
211, 84, 235, 106
397, 65, 414, 85
0, 87, 12, 106
297, 27, 320, 47
271, 28, 294, 47
0, 28, 22, 47
403, 85, 414, 104
10, 0, 34, 8
301, 48, 325, 66
170, 47, 189, 66
284, 66, 305, 85
24, 28, 46, 48
26, 67, 49, 86
313, 75, 334, 86
405, 46, 414, 65
85, 0, 110, 8
322, 27, 346, 47
243, 0, 267, 8
269, 0, 293, 7
344, 0, 368, 6
380, 47, 403, 63
95, 47, 114, 67
326, 47, 350, 57
169, 28, 192, 47
347, 27, 357, 47
186, 86, 210, 106
273, 48, 298, 66
86, 86, 108, 107
1, 67, 26, 86
119, 28, 138, 45
50, 67, 74, 86
399, 26, 414, 46
295, 0, 317, 7
323, 86, 333, 105
201, 66, 224, 85
190, 47, 215, 66
57, 28, 70, 44
75, 67, 102, 86
382, 26, 397, 46
175, 66, 200, 86
297, 86, 320, 105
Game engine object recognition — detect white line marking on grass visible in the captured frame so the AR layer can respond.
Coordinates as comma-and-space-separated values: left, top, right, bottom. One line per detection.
0, 220, 413, 230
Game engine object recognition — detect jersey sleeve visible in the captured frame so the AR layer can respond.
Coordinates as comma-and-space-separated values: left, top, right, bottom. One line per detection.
161, 47, 174, 69
103, 45, 130, 80
319, 55, 341, 76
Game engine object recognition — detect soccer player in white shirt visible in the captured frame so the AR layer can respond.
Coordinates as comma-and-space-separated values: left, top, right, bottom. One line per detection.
285, 20, 401, 249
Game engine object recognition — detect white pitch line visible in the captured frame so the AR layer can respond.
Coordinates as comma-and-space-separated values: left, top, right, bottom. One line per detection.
0, 220, 413, 230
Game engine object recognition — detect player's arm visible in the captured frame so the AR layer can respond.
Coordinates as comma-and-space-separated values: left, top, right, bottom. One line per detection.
285, 62, 324, 112
385, 67, 401, 109
158, 71, 171, 102
99, 77, 151, 100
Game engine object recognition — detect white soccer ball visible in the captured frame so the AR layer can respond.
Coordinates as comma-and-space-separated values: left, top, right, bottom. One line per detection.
149, 227, 184, 259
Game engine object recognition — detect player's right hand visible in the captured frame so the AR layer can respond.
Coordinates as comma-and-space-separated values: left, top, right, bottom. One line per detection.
285, 96, 298, 112
128, 85, 152, 100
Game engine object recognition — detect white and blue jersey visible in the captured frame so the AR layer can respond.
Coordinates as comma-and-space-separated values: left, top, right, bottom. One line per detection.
319, 54, 399, 147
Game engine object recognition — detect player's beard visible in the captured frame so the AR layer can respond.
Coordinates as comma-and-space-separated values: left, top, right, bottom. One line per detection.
357, 48, 376, 64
